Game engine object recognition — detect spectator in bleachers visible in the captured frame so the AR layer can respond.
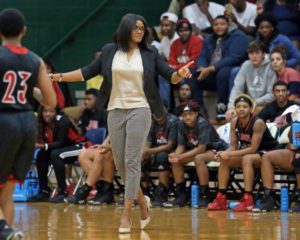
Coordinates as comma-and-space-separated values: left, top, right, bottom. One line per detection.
159, 12, 179, 61
65, 137, 115, 205
78, 88, 107, 135
208, 94, 279, 211
173, 82, 193, 116
258, 81, 296, 125
169, 18, 204, 109
86, 48, 103, 90
196, 15, 249, 120
31, 105, 87, 203
169, 18, 203, 71
63, 88, 107, 136
224, 0, 257, 36
270, 46, 300, 104
158, 12, 179, 110
225, 40, 276, 121
183, 0, 225, 36
263, 0, 300, 49
253, 123, 300, 212
256, 0, 265, 15
255, 12, 300, 68
141, 112, 178, 207
148, 26, 160, 50
163, 100, 227, 207
167, 0, 194, 17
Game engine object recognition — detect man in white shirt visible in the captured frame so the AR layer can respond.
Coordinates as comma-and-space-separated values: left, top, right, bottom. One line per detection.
182, 0, 224, 36
158, 12, 179, 110
224, 0, 257, 36
159, 12, 179, 61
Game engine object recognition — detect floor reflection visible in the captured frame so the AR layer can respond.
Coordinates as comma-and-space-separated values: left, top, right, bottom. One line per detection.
13, 203, 300, 240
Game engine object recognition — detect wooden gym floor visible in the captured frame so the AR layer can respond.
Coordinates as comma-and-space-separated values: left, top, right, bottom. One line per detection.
14, 202, 300, 240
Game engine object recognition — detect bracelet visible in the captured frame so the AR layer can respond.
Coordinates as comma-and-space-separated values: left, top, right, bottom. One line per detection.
176, 71, 183, 78
58, 73, 63, 82
49, 73, 53, 81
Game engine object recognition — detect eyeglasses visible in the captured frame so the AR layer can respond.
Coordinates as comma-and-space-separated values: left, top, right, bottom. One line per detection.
133, 26, 145, 33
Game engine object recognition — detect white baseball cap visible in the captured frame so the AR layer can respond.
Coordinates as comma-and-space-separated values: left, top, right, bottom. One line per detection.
160, 12, 178, 23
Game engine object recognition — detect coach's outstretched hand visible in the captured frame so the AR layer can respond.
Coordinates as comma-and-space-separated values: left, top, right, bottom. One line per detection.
172, 61, 194, 84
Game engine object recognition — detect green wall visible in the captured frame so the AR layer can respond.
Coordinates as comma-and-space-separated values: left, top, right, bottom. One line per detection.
0, 0, 169, 100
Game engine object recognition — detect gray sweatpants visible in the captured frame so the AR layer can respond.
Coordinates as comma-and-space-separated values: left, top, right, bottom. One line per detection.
108, 108, 151, 200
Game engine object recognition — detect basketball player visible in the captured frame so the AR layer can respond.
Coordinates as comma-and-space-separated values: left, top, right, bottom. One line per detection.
0, 8, 56, 239
208, 95, 279, 211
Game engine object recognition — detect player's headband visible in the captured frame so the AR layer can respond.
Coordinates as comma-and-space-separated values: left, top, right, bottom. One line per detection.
234, 96, 253, 107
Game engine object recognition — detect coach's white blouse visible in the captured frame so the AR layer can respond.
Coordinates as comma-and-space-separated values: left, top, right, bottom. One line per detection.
108, 49, 150, 111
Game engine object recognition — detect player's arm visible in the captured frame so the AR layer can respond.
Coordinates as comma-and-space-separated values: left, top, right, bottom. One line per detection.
168, 144, 185, 163
144, 141, 152, 154
216, 118, 239, 160
228, 118, 238, 151
177, 143, 206, 162
146, 140, 175, 155
36, 59, 56, 108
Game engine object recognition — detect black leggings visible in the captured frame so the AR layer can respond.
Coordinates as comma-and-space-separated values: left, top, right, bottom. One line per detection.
36, 145, 82, 192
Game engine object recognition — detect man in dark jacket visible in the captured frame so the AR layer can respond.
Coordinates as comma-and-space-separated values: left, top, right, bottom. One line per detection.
196, 15, 249, 120
79, 88, 107, 134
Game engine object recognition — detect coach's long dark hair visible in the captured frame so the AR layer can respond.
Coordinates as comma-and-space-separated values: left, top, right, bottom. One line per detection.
113, 13, 150, 52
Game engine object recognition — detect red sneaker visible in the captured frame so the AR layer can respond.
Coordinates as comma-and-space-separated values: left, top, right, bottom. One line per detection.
232, 193, 254, 212
207, 192, 227, 210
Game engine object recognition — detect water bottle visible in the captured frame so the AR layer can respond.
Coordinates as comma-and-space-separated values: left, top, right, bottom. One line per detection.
228, 202, 239, 209
292, 121, 300, 147
281, 186, 289, 212
191, 182, 199, 208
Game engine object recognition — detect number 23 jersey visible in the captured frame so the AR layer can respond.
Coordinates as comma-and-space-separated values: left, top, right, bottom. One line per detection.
0, 45, 40, 111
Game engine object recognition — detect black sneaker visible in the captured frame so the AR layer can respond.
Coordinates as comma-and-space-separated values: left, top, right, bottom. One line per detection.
28, 190, 50, 202
0, 227, 24, 240
152, 185, 168, 207
252, 193, 277, 212
289, 190, 300, 212
88, 191, 114, 205
50, 192, 68, 203
199, 196, 209, 208
64, 186, 90, 205
289, 201, 300, 212
163, 194, 187, 208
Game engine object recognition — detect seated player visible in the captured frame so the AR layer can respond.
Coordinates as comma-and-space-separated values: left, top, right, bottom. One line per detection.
164, 100, 228, 207
31, 105, 86, 203
141, 112, 178, 207
208, 94, 279, 211
253, 122, 300, 212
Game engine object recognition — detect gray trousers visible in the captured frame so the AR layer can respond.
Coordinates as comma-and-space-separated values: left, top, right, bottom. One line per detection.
108, 108, 151, 200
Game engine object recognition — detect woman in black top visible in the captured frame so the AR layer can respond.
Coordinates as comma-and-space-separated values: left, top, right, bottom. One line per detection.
50, 13, 193, 233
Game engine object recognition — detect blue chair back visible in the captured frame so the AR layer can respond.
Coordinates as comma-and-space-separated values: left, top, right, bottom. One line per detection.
85, 127, 107, 144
